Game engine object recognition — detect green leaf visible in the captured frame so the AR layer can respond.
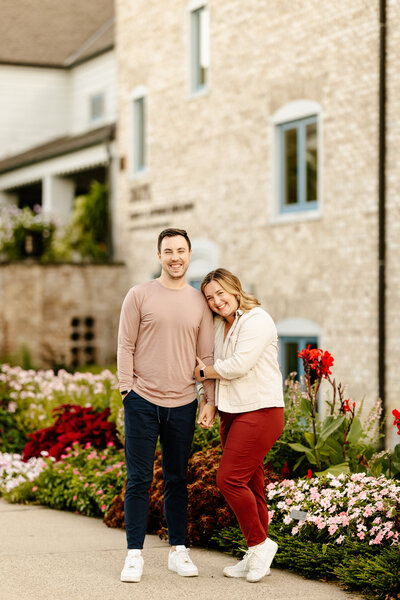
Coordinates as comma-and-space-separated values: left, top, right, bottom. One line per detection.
287, 442, 312, 453
319, 415, 346, 441
293, 455, 305, 471
300, 395, 313, 417
304, 431, 315, 448
315, 463, 350, 477
346, 417, 363, 444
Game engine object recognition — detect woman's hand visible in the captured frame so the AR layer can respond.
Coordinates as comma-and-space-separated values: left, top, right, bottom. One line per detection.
197, 399, 216, 429
194, 356, 206, 381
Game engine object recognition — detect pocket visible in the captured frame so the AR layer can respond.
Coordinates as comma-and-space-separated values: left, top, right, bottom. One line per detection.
227, 373, 253, 406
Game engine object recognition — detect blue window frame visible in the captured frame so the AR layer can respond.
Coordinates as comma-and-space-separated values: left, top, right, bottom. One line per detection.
133, 96, 146, 173
279, 336, 319, 382
191, 5, 209, 92
279, 116, 318, 213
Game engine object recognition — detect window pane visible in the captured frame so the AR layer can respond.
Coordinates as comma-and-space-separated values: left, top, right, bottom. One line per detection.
284, 341, 299, 379
134, 97, 145, 171
284, 128, 298, 205
193, 7, 208, 89
306, 121, 317, 202
90, 94, 104, 121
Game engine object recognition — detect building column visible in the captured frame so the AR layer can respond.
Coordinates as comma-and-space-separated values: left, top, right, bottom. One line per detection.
42, 175, 75, 223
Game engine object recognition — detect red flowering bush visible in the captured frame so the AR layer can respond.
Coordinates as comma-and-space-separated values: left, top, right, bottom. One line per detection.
22, 404, 121, 461
104, 443, 282, 546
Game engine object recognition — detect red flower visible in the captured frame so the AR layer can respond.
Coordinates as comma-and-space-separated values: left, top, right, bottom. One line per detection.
393, 409, 400, 435
306, 469, 313, 479
343, 399, 351, 412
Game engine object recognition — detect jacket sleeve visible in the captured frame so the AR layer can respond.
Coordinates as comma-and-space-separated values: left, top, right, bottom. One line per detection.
196, 300, 215, 405
214, 311, 277, 380
117, 288, 141, 393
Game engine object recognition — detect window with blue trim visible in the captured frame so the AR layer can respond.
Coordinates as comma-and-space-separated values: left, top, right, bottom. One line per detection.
191, 5, 209, 92
279, 336, 318, 382
133, 96, 146, 173
279, 116, 318, 213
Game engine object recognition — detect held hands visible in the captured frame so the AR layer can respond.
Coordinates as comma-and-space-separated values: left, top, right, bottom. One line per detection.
197, 397, 216, 429
194, 356, 206, 381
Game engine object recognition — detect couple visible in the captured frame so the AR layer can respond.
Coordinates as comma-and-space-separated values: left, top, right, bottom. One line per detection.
117, 228, 284, 584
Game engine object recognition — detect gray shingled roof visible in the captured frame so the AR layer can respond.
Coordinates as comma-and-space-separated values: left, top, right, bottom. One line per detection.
0, 0, 114, 68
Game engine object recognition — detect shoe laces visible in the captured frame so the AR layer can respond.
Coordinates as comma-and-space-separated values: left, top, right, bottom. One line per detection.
176, 548, 192, 563
239, 547, 253, 565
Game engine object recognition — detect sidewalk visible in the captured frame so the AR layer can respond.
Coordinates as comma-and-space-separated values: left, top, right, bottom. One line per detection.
0, 499, 363, 600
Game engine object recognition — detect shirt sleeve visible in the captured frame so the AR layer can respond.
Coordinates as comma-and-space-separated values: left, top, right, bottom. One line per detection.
196, 299, 215, 405
214, 311, 277, 380
117, 288, 141, 393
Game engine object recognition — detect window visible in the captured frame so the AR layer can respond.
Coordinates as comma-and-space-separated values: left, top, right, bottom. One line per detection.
279, 116, 318, 212
271, 101, 322, 221
190, 4, 209, 92
132, 94, 146, 174
279, 336, 319, 382
90, 93, 105, 123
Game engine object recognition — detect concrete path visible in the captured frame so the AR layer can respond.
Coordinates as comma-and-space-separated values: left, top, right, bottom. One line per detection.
0, 499, 363, 600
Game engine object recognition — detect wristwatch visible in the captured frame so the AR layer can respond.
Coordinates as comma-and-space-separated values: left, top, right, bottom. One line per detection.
199, 368, 205, 379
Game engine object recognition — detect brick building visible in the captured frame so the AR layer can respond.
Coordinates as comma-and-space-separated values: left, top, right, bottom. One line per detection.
114, 0, 400, 445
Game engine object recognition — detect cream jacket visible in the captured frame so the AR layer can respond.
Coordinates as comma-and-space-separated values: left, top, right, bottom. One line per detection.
213, 307, 284, 413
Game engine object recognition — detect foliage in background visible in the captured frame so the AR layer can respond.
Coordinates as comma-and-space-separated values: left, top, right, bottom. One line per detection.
0, 205, 57, 262
0, 364, 119, 447
3, 444, 125, 517
0, 181, 109, 264
22, 404, 122, 461
51, 182, 109, 262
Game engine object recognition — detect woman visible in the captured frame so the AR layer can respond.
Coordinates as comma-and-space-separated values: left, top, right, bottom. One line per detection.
194, 268, 284, 583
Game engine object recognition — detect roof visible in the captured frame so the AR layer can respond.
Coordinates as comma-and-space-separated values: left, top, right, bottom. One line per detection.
0, 124, 116, 175
0, 0, 114, 68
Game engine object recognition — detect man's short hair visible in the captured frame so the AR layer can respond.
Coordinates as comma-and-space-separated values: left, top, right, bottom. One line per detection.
157, 228, 192, 252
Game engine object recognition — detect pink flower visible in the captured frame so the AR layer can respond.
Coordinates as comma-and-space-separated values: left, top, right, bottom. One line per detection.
328, 524, 338, 535
85, 442, 92, 449
101, 504, 106, 512
357, 532, 365, 540
73, 495, 77, 501
32, 486, 38, 492
84, 483, 89, 489
96, 490, 103, 495
107, 441, 115, 447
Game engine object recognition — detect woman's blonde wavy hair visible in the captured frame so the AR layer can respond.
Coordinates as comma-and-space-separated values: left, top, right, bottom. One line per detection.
201, 268, 260, 312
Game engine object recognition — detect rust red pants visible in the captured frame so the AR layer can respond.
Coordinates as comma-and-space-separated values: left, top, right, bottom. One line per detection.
217, 407, 284, 547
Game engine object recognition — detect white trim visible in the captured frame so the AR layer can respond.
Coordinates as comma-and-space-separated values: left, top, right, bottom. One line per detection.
0, 143, 113, 191
270, 100, 323, 225
130, 85, 148, 101
271, 100, 321, 125
277, 317, 321, 338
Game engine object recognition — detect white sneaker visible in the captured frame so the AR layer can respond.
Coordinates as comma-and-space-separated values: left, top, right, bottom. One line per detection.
246, 538, 278, 583
120, 549, 144, 582
224, 548, 267, 578
168, 545, 199, 577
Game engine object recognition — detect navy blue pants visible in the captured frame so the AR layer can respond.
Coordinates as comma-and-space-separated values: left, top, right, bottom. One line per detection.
123, 390, 197, 549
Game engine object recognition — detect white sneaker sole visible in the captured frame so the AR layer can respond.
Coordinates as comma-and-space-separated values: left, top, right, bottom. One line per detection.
120, 574, 141, 583
168, 566, 199, 577
224, 566, 270, 578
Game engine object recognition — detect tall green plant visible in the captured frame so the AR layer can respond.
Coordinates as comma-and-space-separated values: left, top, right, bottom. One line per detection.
282, 347, 378, 476
52, 181, 109, 262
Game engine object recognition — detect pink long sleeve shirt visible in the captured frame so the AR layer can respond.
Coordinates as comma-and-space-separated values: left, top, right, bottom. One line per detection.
117, 279, 215, 407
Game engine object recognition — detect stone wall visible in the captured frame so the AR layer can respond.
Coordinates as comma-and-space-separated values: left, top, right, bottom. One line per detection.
114, 0, 400, 441
0, 263, 131, 368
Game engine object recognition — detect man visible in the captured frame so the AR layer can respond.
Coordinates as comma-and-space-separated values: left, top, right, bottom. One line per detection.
117, 228, 215, 583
